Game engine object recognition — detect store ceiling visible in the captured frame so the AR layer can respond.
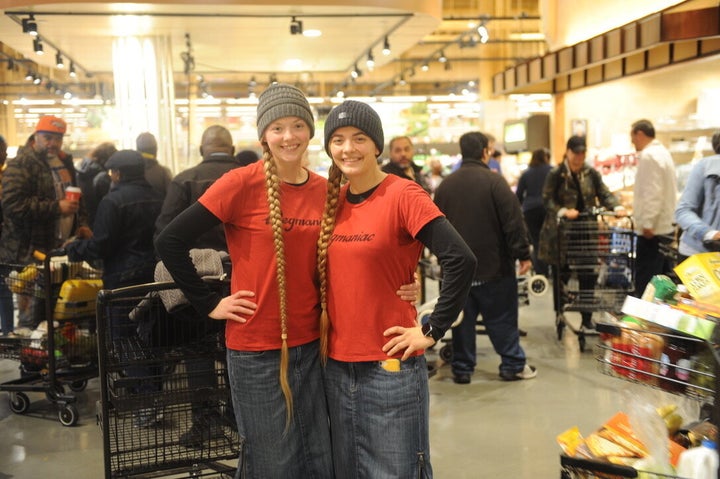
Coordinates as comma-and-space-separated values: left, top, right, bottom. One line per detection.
0, 1, 546, 99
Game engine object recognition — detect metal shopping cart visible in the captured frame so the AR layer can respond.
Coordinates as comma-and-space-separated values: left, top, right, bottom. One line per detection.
96, 280, 239, 478
0, 250, 102, 426
554, 209, 635, 352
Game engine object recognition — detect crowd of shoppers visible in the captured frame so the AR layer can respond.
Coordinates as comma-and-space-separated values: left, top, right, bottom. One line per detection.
2, 95, 717, 477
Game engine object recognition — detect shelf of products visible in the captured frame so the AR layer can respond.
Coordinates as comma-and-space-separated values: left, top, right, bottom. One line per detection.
559, 253, 720, 478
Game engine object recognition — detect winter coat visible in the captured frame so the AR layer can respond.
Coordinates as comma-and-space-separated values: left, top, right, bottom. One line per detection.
538, 160, 619, 264
0, 149, 86, 263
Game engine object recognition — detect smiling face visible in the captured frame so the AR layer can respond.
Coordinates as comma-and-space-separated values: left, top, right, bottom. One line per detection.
262, 116, 311, 165
328, 126, 380, 180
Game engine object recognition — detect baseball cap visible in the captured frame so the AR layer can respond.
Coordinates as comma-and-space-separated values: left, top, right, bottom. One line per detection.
566, 135, 586, 153
35, 115, 67, 135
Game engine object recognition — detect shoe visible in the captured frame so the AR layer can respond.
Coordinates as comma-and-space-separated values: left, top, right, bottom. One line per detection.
179, 416, 228, 448
133, 408, 164, 428
581, 318, 596, 331
452, 373, 471, 384
499, 365, 537, 381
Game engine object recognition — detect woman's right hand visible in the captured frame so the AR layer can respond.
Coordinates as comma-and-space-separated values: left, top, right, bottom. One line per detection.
209, 290, 257, 323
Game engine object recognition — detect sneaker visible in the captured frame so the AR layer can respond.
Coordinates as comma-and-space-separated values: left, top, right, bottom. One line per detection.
581, 319, 596, 331
499, 365, 537, 381
452, 373, 471, 384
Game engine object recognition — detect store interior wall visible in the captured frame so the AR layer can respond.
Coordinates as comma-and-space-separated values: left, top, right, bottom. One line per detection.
542, 0, 686, 49
560, 56, 720, 155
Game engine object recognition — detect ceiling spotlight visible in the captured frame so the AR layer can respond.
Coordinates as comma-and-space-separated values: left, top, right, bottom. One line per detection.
289, 16, 303, 35
269, 73, 278, 84
55, 51, 64, 68
438, 51, 447, 63
366, 50, 375, 71
7, 58, 14, 71
33, 38, 44, 55
477, 22, 490, 44
444, 61, 452, 71
382, 36, 391, 56
33, 74, 42, 85
25, 70, 33, 81
22, 15, 38, 36
351, 64, 361, 79
69, 62, 76, 78
398, 75, 407, 86
421, 62, 429, 72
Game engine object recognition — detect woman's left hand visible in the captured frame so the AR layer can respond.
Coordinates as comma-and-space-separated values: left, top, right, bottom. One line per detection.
382, 322, 435, 360
396, 272, 421, 303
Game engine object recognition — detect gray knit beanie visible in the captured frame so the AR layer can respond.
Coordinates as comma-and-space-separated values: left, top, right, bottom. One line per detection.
324, 100, 384, 157
256, 83, 315, 139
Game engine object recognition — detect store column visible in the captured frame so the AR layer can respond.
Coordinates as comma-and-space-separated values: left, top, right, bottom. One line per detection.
112, 35, 178, 174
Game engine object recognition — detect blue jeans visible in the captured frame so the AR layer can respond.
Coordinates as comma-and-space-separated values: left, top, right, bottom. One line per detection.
227, 340, 333, 479
452, 276, 526, 377
323, 356, 432, 479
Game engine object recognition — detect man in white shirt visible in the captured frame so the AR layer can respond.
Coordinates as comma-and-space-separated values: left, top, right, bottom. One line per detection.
630, 119, 677, 297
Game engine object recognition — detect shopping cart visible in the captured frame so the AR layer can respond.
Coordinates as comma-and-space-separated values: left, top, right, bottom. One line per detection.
560, 454, 688, 478
96, 280, 239, 478
554, 209, 635, 352
0, 250, 102, 426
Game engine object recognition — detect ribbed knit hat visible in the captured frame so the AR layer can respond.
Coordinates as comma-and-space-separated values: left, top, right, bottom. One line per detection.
256, 83, 315, 139
324, 100, 384, 157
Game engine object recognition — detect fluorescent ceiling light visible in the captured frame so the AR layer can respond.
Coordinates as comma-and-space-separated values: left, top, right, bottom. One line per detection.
508, 32, 545, 41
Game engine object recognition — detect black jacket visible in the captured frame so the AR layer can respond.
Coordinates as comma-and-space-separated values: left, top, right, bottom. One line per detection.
434, 158, 530, 282
67, 178, 163, 289
381, 161, 432, 194
154, 153, 243, 251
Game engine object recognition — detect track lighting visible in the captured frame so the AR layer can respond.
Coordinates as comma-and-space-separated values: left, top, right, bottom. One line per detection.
56, 51, 64, 68
382, 36, 391, 56
269, 73, 278, 84
289, 16, 303, 35
438, 51, 447, 63
351, 64, 361, 79
33, 37, 44, 55
366, 50, 375, 70
444, 61, 452, 71
477, 22, 489, 44
25, 70, 33, 81
398, 75, 407, 86
421, 62, 429, 72
69, 62, 76, 78
22, 15, 37, 36
33, 74, 41, 85
6, 58, 14, 71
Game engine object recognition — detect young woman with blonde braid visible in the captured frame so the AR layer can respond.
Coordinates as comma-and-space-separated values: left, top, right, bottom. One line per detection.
156, 85, 418, 478
318, 100, 476, 478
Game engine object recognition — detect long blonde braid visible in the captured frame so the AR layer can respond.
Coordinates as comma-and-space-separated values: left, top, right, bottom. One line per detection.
262, 149, 293, 431
316, 163, 343, 363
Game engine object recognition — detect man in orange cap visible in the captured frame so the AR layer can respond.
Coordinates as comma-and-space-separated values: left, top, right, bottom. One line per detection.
0, 115, 91, 330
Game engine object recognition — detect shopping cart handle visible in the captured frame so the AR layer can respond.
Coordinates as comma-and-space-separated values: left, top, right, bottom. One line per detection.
49, 248, 67, 257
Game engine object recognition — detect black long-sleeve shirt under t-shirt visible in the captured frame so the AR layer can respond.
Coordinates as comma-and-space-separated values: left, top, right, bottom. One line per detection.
155, 202, 475, 339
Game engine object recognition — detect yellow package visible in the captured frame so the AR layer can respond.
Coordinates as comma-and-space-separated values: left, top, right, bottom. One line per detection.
557, 426, 584, 456
674, 252, 720, 304
53, 279, 103, 320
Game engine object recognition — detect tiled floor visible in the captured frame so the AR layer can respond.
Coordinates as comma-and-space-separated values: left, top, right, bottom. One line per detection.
0, 284, 692, 478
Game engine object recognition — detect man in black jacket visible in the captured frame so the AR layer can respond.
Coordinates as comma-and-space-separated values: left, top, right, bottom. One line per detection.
434, 131, 536, 383
155, 125, 240, 447
381, 136, 432, 193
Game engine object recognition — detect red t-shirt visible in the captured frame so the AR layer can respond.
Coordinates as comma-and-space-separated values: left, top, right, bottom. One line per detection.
326, 175, 442, 361
199, 161, 325, 351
